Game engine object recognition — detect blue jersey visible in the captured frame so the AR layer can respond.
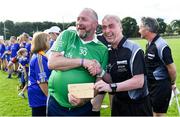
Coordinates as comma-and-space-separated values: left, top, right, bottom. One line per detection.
5, 45, 11, 61
11, 43, 20, 58
0, 44, 5, 58
19, 56, 29, 73
49, 40, 54, 47
28, 53, 51, 107
20, 42, 26, 48
25, 43, 31, 58
19, 56, 29, 83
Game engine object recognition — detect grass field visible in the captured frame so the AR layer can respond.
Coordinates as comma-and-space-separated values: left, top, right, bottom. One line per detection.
0, 38, 180, 116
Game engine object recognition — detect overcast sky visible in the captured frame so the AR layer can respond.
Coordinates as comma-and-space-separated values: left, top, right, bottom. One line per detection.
0, 0, 180, 24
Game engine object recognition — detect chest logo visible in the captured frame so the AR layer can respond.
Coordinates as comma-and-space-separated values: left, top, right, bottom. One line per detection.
147, 53, 155, 59
79, 47, 88, 56
117, 60, 127, 65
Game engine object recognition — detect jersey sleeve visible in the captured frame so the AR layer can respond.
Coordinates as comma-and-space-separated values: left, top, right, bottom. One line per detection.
162, 46, 174, 65
101, 49, 108, 71
35, 55, 49, 83
50, 31, 68, 52
132, 49, 145, 75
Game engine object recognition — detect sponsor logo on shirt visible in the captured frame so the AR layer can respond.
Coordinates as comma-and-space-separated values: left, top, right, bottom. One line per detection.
71, 44, 76, 49
65, 53, 73, 58
117, 60, 127, 65
147, 53, 155, 59
79, 47, 88, 56
38, 72, 47, 83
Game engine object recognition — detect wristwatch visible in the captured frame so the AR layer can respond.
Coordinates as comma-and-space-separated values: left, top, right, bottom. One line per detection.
110, 83, 117, 93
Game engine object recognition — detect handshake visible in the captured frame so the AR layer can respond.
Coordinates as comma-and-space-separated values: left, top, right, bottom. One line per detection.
81, 58, 105, 77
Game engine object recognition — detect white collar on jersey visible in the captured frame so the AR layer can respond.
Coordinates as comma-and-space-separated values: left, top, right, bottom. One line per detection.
80, 35, 98, 44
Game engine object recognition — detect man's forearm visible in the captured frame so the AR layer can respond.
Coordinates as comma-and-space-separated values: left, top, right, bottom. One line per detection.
103, 73, 112, 83
49, 57, 81, 70
167, 63, 177, 84
116, 74, 144, 92
48, 52, 81, 70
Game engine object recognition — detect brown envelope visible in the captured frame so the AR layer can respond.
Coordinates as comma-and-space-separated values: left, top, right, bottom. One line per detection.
68, 83, 94, 98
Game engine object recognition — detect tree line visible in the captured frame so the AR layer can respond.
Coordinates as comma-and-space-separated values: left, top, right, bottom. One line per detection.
0, 17, 180, 39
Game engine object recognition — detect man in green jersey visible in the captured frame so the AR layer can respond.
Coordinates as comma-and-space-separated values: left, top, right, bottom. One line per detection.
47, 8, 108, 116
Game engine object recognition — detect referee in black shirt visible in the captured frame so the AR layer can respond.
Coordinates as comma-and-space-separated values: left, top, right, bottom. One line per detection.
139, 17, 177, 116
94, 15, 152, 116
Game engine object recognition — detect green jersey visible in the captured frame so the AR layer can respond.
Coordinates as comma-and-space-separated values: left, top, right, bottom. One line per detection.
48, 30, 108, 108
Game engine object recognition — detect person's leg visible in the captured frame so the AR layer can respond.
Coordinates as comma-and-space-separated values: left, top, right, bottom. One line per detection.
21, 84, 27, 93
151, 80, 171, 116
91, 94, 105, 116
0, 59, 2, 70
32, 106, 46, 116
111, 96, 124, 116
7, 62, 13, 78
18, 84, 27, 98
2, 59, 5, 71
14, 62, 19, 74
3, 59, 8, 71
47, 96, 65, 116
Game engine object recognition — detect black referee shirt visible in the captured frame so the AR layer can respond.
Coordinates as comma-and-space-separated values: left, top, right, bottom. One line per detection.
107, 37, 148, 100
145, 35, 173, 80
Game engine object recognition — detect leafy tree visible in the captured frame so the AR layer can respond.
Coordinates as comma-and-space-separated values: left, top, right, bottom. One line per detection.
170, 20, 180, 34
96, 24, 102, 34
0, 22, 4, 36
166, 24, 174, 36
4, 20, 15, 39
121, 17, 138, 38
14, 22, 34, 36
156, 18, 167, 34
42, 21, 56, 29
61, 21, 76, 31
0, 20, 77, 38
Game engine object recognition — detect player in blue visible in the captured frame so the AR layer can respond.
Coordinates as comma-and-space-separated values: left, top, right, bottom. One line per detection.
21, 33, 31, 59
17, 48, 29, 98
27, 32, 51, 116
1, 40, 11, 71
0, 38, 5, 70
7, 36, 20, 78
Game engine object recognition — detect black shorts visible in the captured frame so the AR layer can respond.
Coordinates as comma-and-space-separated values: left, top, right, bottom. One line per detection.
148, 79, 172, 113
111, 95, 152, 116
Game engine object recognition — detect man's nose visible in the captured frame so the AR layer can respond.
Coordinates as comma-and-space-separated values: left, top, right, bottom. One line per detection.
104, 27, 110, 33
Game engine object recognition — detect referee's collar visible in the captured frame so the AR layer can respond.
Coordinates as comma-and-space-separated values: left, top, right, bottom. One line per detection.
117, 37, 127, 49
151, 34, 160, 44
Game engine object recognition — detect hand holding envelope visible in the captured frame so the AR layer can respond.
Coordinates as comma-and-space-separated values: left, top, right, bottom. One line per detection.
68, 83, 95, 106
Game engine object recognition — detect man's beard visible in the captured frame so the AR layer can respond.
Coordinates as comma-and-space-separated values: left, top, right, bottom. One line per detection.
78, 31, 91, 40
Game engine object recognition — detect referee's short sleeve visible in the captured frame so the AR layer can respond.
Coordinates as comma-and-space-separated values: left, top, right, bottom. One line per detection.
133, 49, 145, 75
162, 46, 174, 65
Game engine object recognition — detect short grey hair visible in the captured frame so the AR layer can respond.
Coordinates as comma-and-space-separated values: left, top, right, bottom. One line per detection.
83, 8, 98, 21
141, 17, 159, 33
103, 15, 122, 28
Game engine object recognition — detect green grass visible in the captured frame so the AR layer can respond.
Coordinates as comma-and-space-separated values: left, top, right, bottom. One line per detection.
0, 37, 180, 116
0, 71, 31, 116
